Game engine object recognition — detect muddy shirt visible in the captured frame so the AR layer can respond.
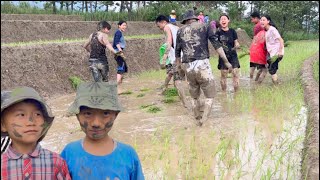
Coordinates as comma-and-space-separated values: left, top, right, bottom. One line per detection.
216, 28, 238, 61
175, 21, 222, 63
89, 32, 106, 59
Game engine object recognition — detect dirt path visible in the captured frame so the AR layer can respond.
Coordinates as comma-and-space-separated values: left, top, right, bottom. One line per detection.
40, 70, 307, 179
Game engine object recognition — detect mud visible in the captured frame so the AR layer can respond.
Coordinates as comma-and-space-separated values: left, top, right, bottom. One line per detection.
301, 52, 319, 180
1, 14, 83, 21
39, 72, 308, 179
1, 38, 166, 98
1, 20, 162, 43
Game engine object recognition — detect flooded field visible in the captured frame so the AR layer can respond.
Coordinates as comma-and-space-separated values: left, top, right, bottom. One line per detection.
41, 70, 307, 179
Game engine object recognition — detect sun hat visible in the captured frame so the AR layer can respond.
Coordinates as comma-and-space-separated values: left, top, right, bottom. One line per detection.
181, 10, 199, 24
1, 87, 54, 141
68, 82, 123, 115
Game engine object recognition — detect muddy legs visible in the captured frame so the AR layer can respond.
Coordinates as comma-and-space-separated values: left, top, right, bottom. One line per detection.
192, 98, 213, 126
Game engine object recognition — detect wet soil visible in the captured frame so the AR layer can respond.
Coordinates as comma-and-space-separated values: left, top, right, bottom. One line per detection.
40, 72, 307, 179
301, 52, 319, 180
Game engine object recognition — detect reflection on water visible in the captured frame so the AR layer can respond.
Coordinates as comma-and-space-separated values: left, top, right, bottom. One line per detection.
41, 76, 306, 179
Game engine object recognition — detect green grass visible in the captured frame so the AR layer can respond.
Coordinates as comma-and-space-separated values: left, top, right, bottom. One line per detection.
147, 106, 161, 113
137, 93, 145, 98
120, 90, 133, 95
68, 76, 83, 90
162, 97, 176, 104
163, 88, 179, 98
313, 60, 319, 82
133, 40, 319, 179
1, 34, 162, 47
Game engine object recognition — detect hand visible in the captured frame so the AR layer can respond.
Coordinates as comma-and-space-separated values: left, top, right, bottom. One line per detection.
225, 62, 233, 73
160, 63, 166, 69
278, 52, 283, 61
162, 53, 168, 63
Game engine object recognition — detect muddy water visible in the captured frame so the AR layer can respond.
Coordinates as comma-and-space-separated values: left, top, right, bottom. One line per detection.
40, 74, 306, 179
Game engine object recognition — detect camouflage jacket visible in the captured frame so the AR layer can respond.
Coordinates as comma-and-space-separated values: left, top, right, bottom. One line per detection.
175, 21, 222, 63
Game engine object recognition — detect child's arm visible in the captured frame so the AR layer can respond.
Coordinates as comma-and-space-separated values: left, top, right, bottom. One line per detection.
277, 37, 284, 57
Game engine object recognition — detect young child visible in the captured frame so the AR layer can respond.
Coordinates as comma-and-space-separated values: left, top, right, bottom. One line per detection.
1, 87, 71, 179
61, 82, 145, 180
260, 14, 285, 84
216, 14, 241, 92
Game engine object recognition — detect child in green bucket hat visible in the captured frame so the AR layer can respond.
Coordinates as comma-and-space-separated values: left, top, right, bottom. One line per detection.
1, 87, 71, 179
61, 82, 145, 180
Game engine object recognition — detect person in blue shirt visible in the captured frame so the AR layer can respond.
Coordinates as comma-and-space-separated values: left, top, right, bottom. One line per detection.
169, 10, 177, 25
204, 15, 209, 24
61, 82, 145, 180
113, 21, 128, 94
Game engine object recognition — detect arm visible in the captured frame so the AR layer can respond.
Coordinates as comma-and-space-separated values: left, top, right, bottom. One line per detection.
175, 30, 182, 66
83, 34, 92, 53
114, 31, 123, 52
233, 29, 240, 49
278, 37, 284, 57
101, 34, 116, 54
208, 27, 233, 71
162, 25, 173, 63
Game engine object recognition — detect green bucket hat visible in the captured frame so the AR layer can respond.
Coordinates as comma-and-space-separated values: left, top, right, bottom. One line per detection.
1, 87, 54, 141
68, 82, 123, 115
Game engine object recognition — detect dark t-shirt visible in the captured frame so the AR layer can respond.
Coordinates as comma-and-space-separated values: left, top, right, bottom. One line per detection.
89, 32, 106, 59
216, 28, 238, 60
175, 21, 222, 63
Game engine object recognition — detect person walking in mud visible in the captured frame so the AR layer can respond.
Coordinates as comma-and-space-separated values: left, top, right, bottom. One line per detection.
156, 15, 188, 107
216, 14, 241, 92
249, 12, 268, 83
260, 15, 284, 85
83, 20, 117, 82
175, 10, 233, 126
113, 20, 128, 94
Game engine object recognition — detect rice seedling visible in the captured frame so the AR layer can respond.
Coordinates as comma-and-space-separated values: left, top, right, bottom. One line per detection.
136, 93, 145, 97
120, 90, 133, 95
68, 76, 83, 89
147, 106, 161, 113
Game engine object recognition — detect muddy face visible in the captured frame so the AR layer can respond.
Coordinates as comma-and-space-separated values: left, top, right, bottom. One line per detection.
77, 106, 117, 140
1, 101, 45, 145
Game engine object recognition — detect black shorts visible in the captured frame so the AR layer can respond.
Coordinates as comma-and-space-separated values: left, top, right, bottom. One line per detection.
250, 62, 266, 70
267, 57, 282, 75
218, 56, 240, 70
115, 55, 128, 74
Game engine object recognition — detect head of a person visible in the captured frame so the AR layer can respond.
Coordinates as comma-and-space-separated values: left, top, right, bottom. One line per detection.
219, 14, 230, 28
199, 11, 204, 16
250, 11, 260, 24
171, 10, 176, 15
181, 10, 199, 25
260, 14, 276, 29
1, 87, 54, 146
68, 82, 123, 141
155, 15, 169, 30
97, 20, 112, 34
118, 20, 127, 32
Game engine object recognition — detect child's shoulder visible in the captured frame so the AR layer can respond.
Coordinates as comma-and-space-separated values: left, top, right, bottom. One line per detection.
115, 141, 137, 153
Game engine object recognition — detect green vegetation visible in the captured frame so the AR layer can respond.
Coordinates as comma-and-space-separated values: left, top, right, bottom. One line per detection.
1, 35, 163, 47
147, 106, 161, 113
132, 40, 319, 179
313, 60, 319, 82
163, 88, 179, 97
139, 104, 153, 109
120, 90, 133, 95
68, 76, 83, 90
140, 88, 150, 92
1, 1, 318, 41
137, 93, 145, 98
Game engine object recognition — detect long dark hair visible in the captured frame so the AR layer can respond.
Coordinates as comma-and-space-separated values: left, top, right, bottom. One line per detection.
261, 14, 278, 29
97, 20, 111, 31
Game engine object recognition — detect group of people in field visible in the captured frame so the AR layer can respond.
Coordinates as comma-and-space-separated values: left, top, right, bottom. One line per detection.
1, 8, 284, 180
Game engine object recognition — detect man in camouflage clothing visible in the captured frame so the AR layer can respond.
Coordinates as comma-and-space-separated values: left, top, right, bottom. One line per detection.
175, 10, 233, 126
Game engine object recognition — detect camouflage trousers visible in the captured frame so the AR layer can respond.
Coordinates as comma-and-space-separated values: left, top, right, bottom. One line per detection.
88, 58, 109, 82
